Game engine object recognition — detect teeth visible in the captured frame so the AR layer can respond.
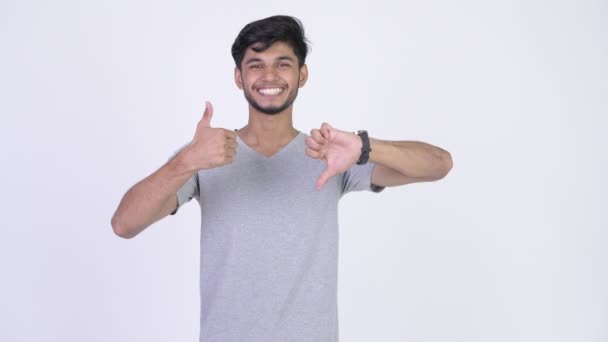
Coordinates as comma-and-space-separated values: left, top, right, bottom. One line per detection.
258, 88, 283, 95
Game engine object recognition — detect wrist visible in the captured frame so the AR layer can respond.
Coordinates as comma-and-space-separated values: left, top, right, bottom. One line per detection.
173, 146, 200, 175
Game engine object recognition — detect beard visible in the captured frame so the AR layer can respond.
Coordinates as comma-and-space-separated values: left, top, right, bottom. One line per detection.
241, 74, 300, 115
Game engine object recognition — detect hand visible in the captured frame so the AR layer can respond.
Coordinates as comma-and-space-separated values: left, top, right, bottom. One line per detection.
183, 101, 237, 170
305, 122, 363, 190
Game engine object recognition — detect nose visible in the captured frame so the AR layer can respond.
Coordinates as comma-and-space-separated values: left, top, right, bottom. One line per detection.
261, 66, 280, 81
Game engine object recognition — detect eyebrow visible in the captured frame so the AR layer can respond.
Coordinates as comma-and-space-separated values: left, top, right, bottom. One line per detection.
244, 56, 296, 65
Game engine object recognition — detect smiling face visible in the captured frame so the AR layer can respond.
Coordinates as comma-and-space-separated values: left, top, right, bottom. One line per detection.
235, 41, 308, 115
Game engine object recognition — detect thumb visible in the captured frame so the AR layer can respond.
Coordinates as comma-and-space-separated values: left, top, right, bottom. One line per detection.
200, 101, 213, 127
316, 167, 336, 191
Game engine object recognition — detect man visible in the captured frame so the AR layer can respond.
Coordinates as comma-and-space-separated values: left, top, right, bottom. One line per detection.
112, 15, 452, 342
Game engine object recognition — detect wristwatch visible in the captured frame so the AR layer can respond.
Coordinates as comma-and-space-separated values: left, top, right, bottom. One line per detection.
356, 130, 371, 165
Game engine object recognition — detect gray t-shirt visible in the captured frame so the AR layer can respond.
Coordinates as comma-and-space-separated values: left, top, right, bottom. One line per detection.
173, 133, 382, 342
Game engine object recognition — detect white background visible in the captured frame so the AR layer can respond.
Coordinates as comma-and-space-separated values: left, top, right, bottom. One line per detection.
1, 0, 607, 341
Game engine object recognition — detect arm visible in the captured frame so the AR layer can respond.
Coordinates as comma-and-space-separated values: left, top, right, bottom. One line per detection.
111, 152, 195, 239
305, 123, 452, 189
369, 139, 453, 187
111, 101, 237, 239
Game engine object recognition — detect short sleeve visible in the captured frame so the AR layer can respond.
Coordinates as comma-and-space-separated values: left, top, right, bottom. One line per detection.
342, 162, 385, 195
168, 144, 200, 215
171, 172, 199, 215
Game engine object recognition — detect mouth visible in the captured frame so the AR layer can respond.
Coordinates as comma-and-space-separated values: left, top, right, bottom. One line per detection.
256, 87, 285, 96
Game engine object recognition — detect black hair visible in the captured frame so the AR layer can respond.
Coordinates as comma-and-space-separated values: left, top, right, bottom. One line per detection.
231, 15, 310, 70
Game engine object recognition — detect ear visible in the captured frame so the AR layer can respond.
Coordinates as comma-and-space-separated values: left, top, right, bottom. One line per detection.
298, 64, 308, 88
234, 67, 243, 89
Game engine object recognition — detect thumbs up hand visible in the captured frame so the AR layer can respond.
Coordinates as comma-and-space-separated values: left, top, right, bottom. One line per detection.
305, 123, 363, 190
183, 101, 238, 170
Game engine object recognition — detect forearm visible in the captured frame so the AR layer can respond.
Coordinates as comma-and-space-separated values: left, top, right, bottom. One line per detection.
369, 138, 453, 180
111, 149, 196, 239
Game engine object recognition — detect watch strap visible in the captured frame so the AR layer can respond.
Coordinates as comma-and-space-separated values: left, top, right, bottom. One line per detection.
356, 130, 371, 165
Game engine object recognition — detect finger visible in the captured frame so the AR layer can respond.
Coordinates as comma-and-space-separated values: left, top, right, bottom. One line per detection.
316, 168, 335, 190
305, 147, 321, 159
305, 136, 322, 150
201, 101, 214, 127
320, 122, 333, 139
226, 140, 238, 150
225, 148, 237, 157
310, 129, 327, 144
224, 129, 237, 140
226, 148, 237, 158
218, 154, 234, 166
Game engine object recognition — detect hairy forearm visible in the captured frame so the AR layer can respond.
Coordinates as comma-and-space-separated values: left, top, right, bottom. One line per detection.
111, 149, 196, 239
369, 138, 453, 180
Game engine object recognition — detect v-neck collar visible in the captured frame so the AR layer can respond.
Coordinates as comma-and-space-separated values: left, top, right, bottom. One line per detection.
236, 131, 303, 160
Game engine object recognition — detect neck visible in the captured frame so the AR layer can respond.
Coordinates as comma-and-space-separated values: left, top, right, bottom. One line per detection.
239, 106, 297, 141
236, 105, 299, 155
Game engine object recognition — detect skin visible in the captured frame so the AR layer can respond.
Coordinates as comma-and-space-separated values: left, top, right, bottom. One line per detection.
110, 101, 237, 238
111, 41, 453, 239
306, 123, 453, 190
237, 42, 305, 116
233, 42, 308, 157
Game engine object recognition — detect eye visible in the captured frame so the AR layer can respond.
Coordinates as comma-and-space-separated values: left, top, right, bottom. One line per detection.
277, 63, 291, 68
249, 64, 262, 70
